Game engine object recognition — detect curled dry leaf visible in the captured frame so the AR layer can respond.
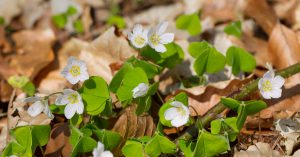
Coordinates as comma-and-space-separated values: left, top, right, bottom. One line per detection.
112, 105, 155, 146
268, 23, 300, 88
39, 27, 137, 93
9, 29, 55, 79
180, 77, 253, 116
244, 0, 277, 35
234, 142, 281, 157
45, 123, 72, 157
0, 0, 22, 26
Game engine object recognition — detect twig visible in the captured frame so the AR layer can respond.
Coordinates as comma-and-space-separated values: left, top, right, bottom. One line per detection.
6, 88, 16, 143
177, 62, 300, 142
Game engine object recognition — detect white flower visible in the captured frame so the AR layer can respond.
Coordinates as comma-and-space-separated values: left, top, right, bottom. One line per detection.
55, 89, 84, 119
25, 96, 54, 119
164, 101, 190, 127
61, 56, 89, 84
258, 69, 285, 99
128, 24, 148, 49
132, 83, 149, 98
93, 141, 113, 157
148, 22, 174, 53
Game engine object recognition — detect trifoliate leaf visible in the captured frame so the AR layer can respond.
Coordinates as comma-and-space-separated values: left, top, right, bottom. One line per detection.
141, 43, 184, 69
66, 6, 77, 16
52, 14, 67, 29
144, 134, 177, 157
107, 15, 126, 29
79, 76, 110, 115
226, 46, 256, 75
211, 117, 239, 142
176, 12, 201, 36
73, 19, 83, 33
193, 131, 229, 157
188, 42, 226, 76
122, 140, 146, 157
224, 21, 242, 38
8, 75, 29, 88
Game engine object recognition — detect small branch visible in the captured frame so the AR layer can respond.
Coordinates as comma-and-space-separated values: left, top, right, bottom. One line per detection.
177, 62, 300, 141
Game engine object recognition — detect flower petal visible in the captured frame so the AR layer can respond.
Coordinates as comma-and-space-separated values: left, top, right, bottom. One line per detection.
55, 95, 69, 105
170, 101, 183, 108
261, 91, 271, 99
156, 22, 168, 35
171, 115, 189, 127
263, 70, 275, 79
43, 103, 54, 119
65, 74, 80, 84
272, 76, 285, 88
101, 151, 114, 157
28, 101, 44, 117
133, 24, 143, 34
64, 104, 76, 119
154, 44, 166, 53
160, 33, 174, 44
270, 89, 282, 98
164, 107, 178, 120
93, 141, 105, 157
75, 101, 84, 114
79, 70, 89, 82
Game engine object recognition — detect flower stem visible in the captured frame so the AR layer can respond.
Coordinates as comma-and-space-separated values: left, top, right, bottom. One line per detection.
177, 62, 300, 142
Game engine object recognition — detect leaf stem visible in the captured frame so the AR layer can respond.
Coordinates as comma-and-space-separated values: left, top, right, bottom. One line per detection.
177, 62, 300, 142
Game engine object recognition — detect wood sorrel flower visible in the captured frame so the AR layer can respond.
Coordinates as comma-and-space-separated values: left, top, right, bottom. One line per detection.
128, 24, 148, 49
25, 96, 54, 119
55, 89, 84, 119
61, 56, 89, 84
132, 83, 149, 98
164, 101, 190, 127
258, 69, 285, 99
93, 141, 113, 157
148, 22, 174, 53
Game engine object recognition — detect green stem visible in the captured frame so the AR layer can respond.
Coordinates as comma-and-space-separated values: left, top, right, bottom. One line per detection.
177, 62, 300, 141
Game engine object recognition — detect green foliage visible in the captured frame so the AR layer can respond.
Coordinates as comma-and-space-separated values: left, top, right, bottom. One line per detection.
49, 105, 65, 114
122, 140, 146, 157
52, 14, 67, 29
224, 21, 242, 38
141, 43, 184, 69
188, 42, 226, 76
0, 17, 5, 25
135, 82, 158, 115
107, 15, 126, 29
221, 98, 267, 130
116, 67, 148, 104
193, 131, 229, 157
144, 134, 177, 157
79, 76, 110, 116
176, 12, 201, 36
7, 75, 36, 96
178, 139, 195, 157
211, 117, 239, 142
1, 125, 50, 157
8, 75, 29, 88
158, 92, 189, 127
73, 20, 84, 33
226, 46, 256, 75
66, 6, 77, 16
93, 129, 121, 150
69, 126, 97, 157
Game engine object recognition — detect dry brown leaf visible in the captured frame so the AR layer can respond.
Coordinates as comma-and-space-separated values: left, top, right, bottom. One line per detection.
180, 77, 253, 116
273, 0, 298, 25
244, 0, 277, 35
268, 23, 300, 88
39, 27, 136, 93
0, 0, 22, 26
9, 29, 55, 79
234, 142, 281, 157
0, 27, 12, 54
45, 123, 72, 157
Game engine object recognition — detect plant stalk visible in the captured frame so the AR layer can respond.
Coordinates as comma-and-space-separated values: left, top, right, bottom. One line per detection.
177, 62, 300, 141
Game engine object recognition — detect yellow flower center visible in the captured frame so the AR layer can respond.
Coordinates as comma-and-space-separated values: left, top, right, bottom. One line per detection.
262, 80, 272, 92
149, 34, 160, 46
134, 35, 145, 46
177, 107, 186, 117
70, 65, 81, 77
67, 93, 79, 104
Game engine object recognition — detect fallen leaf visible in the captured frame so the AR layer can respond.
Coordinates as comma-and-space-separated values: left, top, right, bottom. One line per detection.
180, 77, 254, 116
244, 0, 277, 35
45, 123, 72, 157
268, 23, 300, 88
9, 28, 55, 79
234, 142, 281, 157
0, 0, 22, 25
